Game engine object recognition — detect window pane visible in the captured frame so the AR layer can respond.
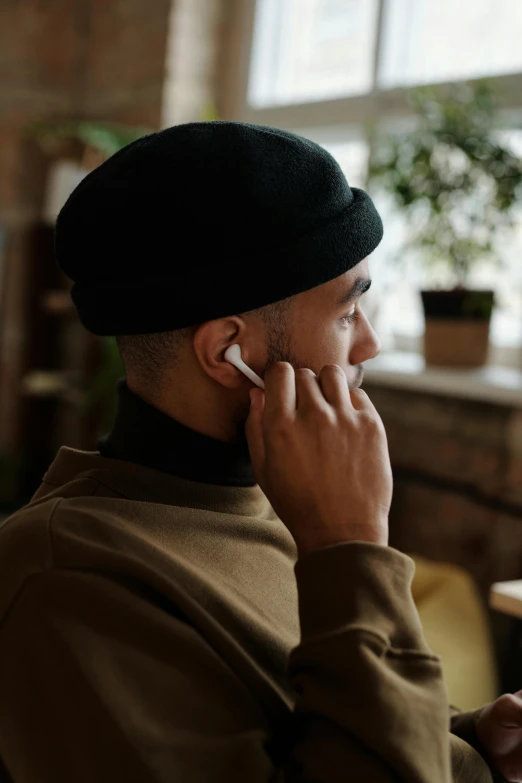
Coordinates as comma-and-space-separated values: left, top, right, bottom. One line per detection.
249, 0, 379, 108
380, 0, 522, 88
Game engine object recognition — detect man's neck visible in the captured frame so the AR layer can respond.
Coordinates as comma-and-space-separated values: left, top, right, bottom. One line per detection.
126, 376, 247, 444
99, 380, 256, 486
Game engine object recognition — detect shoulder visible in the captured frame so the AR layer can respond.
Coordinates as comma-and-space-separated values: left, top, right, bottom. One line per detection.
0, 491, 134, 620
0, 497, 61, 623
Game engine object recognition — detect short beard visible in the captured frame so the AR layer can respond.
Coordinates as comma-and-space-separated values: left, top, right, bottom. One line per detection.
232, 324, 300, 439
233, 333, 363, 440
266, 342, 363, 391
265, 327, 302, 370
266, 330, 363, 390
266, 326, 364, 390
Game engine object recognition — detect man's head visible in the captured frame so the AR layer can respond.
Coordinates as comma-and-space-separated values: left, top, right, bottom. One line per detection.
115, 257, 379, 439
55, 122, 383, 440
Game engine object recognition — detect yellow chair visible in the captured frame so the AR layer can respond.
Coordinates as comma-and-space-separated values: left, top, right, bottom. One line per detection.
411, 555, 498, 711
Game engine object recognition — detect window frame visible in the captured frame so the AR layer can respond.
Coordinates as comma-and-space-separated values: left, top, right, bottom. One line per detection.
226, 0, 522, 137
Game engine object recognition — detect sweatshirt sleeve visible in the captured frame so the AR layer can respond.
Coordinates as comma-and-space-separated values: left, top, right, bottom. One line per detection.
288, 542, 453, 782
0, 545, 484, 783
450, 708, 507, 782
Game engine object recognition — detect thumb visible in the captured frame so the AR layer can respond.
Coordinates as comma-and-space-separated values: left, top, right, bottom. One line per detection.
246, 389, 266, 484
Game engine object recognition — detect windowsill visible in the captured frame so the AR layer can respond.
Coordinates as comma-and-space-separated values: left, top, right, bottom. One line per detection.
364, 352, 522, 408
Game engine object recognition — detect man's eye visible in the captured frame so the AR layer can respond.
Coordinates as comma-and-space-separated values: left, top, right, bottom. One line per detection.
341, 310, 359, 326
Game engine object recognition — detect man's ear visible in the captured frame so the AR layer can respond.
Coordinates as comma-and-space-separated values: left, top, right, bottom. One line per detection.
193, 316, 250, 389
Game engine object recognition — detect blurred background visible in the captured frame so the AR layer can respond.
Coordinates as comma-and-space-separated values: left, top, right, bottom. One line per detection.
1, 0, 522, 707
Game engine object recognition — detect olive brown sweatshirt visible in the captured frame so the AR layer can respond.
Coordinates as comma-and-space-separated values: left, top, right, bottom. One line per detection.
0, 383, 496, 782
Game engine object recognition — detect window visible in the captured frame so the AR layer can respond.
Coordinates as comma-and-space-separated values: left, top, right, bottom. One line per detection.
380, 0, 522, 88
249, 0, 379, 106
249, 0, 522, 106
236, 0, 522, 367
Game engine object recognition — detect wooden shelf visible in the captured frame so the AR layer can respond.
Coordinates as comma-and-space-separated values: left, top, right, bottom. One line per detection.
20, 371, 84, 404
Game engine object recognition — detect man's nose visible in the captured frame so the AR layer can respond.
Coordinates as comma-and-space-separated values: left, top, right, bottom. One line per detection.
351, 315, 381, 365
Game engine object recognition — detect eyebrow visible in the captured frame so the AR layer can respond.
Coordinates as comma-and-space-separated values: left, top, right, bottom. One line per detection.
338, 277, 372, 306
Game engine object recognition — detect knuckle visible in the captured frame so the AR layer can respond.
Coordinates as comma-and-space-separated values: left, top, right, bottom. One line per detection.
352, 388, 369, 402
321, 364, 345, 377
295, 367, 315, 378
299, 403, 333, 428
269, 418, 292, 441
314, 406, 335, 425
269, 362, 294, 375
359, 410, 381, 431
496, 693, 518, 711
338, 408, 355, 426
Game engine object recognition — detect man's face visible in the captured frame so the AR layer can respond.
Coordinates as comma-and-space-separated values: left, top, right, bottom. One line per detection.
259, 259, 380, 390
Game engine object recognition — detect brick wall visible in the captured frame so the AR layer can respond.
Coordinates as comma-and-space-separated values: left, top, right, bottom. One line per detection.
0, 0, 177, 455
0, 0, 85, 453
365, 382, 522, 679
365, 384, 522, 589
0, 0, 235, 457
83, 0, 171, 126
162, 0, 227, 126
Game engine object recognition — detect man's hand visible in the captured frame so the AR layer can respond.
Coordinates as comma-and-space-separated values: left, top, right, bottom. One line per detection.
245, 363, 392, 556
476, 691, 522, 781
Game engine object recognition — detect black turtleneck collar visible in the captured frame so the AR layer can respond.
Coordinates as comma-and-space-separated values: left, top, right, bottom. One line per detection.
98, 381, 256, 487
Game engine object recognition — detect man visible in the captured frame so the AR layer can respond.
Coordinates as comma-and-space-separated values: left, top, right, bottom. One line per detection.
0, 122, 520, 782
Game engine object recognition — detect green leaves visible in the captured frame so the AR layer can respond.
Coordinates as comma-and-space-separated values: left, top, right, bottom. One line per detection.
30, 120, 153, 157
82, 337, 125, 433
368, 81, 522, 287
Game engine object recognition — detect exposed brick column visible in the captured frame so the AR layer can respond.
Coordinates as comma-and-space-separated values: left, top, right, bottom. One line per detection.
0, 0, 173, 455
0, 0, 86, 453
162, 0, 228, 126
83, 0, 171, 126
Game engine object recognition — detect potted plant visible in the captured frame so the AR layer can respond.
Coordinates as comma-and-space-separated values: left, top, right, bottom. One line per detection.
368, 82, 522, 367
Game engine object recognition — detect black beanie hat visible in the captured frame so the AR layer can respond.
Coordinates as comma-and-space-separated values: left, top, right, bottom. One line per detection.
56, 121, 383, 336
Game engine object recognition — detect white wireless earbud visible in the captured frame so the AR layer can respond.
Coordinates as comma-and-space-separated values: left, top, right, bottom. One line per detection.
224, 344, 265, 389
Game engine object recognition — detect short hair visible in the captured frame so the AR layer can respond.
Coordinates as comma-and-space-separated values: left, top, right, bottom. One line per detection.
116, 330, 188, 390
255, 298, 295, 366
116, 297, 294, 390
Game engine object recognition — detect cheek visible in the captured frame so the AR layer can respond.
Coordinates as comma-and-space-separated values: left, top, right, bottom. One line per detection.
293, 321, 354, 370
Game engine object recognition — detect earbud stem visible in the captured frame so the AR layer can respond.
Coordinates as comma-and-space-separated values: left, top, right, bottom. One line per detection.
224, 344, 265, 389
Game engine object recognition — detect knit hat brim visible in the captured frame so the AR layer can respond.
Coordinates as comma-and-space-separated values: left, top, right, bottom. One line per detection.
71, 187, 382, 336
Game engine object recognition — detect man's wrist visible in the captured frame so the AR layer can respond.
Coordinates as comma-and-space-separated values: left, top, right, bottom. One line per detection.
295, 519, 389, 557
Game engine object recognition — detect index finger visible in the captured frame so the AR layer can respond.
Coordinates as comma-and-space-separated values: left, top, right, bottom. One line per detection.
263, 362, 297, 424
